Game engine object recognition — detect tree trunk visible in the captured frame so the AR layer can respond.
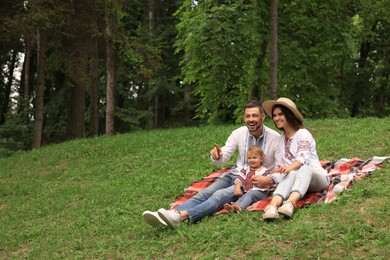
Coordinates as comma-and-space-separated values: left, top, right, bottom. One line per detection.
146, 0, 157, 130
23, 35, 32, 124
65, 0, 93, 139
66, 46, 87, 139
146, 95, 155, 130
32, 29, 46, 148
351, 41, 371, 117
154, 95, 159, 127
89, 37, 99, 136
66, 82, 86, 139
105, 16, 115, 136
0, 50, 16, 125
251, 40, 268, 100
375, 53, 388, 117
270, 0, 278, 99
183, 83, 191, 124
351, 22, 377, 117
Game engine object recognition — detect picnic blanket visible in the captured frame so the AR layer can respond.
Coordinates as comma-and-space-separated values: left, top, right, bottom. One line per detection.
170, 156, 389, 212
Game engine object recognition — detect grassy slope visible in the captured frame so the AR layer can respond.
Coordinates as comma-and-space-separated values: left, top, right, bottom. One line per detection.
0, 118, 389, 259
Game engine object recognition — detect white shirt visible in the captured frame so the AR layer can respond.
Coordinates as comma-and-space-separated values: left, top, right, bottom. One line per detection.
210, 125, 282, 172
280, 128, 326, 173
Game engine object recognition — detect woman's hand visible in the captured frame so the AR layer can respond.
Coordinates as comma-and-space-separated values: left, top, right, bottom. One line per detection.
276, 164, 290, 174
276, 161, 302, 174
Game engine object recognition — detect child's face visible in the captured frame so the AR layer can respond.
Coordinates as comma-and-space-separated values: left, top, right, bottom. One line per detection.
248, 152, 263, 169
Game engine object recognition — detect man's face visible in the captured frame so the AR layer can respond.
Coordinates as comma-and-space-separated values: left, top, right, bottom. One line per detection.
244, 107, 265, 135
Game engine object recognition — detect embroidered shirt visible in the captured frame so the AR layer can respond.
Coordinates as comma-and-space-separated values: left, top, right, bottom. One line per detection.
281, 128, 325, 172
234, 165, 284, 192
210, 125, 282, 172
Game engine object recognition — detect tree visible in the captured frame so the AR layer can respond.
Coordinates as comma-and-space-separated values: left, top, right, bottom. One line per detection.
176, 0, 268, 124
346, 0, 390, 117
0, 50, 17, 125
32, 29, 46, 148
89, 37, 99, 137
270, 0, 278, 99
105, 13, 116, 136
22, 32, 33, 125
1, 0, 389, 154
0, 0, 185, 152
277, 0, 353, 117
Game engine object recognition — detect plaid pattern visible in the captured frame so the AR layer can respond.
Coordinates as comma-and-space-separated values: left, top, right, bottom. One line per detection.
170, 156, 389, 212
170, 167, 232, 209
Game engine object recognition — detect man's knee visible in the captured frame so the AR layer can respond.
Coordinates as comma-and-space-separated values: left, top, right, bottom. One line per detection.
212, 187, 233, 200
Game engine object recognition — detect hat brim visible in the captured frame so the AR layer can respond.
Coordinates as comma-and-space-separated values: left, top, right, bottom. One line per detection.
262, 100, 304, 123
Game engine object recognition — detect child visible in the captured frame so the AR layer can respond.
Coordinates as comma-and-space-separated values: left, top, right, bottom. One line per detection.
224, 145, 284, 213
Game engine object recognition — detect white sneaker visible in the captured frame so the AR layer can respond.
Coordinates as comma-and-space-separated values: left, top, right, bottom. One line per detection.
157, 208, 182, 228
142, 210, 167, 227
262, 205, 279, 220
278, 201, 294, 217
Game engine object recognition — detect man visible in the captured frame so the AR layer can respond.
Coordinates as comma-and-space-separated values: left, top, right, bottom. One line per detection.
143, 100, 282, 228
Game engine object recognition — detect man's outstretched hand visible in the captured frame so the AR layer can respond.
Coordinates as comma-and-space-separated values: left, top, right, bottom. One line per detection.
210, 143, 223, 160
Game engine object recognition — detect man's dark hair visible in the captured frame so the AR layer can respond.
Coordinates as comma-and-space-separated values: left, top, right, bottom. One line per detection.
244, 100, 264, 113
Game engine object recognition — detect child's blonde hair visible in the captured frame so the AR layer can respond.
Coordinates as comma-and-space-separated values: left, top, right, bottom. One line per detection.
247, 145, 264, 159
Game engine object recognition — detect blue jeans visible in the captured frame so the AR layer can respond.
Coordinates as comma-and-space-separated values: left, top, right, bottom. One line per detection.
236, 189, 269, 209
273, 165, 330, 200
175, 173, 237, 223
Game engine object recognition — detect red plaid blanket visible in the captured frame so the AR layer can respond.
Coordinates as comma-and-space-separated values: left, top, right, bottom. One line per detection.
170, 156, 389, 212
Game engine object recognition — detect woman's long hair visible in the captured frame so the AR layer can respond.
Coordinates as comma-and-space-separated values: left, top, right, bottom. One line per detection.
272, 104, 314, 137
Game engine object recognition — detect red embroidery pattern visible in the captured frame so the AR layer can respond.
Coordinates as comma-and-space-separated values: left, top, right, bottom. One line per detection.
244, 170, 255, 191
298, 140, 310, 151
297, 140, 310, 160
284, 137, 294, 161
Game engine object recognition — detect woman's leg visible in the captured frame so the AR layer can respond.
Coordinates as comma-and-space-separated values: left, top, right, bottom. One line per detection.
278, 166, 329, 217
307, 167, 330, 193
269, 171, 298, 207
263, 172, 297, 219
289, 166, 329, 199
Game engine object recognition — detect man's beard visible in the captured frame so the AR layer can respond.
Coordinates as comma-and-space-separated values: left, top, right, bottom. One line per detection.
247, 122, 262, 133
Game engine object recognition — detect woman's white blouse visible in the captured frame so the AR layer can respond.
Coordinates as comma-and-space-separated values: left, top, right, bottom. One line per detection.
280, 128, 325, 172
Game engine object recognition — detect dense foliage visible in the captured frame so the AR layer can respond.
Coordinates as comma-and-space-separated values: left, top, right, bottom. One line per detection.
0, 0, 389, 153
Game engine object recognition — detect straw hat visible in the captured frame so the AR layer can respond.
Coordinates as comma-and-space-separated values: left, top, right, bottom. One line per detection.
262, 97, 304, 123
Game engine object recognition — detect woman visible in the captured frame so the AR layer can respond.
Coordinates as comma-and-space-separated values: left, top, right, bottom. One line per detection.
261, 97, 330, 219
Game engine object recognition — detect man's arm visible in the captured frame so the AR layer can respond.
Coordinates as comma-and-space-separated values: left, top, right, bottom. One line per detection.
210, 130, 239, 166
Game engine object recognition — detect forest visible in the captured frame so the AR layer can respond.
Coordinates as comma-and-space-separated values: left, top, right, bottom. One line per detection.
0, 0, 389, 153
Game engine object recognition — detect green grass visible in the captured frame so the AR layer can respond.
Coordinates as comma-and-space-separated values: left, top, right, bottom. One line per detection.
0, 118, 389, 259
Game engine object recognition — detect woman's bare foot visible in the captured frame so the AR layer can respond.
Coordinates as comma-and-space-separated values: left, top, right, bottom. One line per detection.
224, 203, 235, 213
